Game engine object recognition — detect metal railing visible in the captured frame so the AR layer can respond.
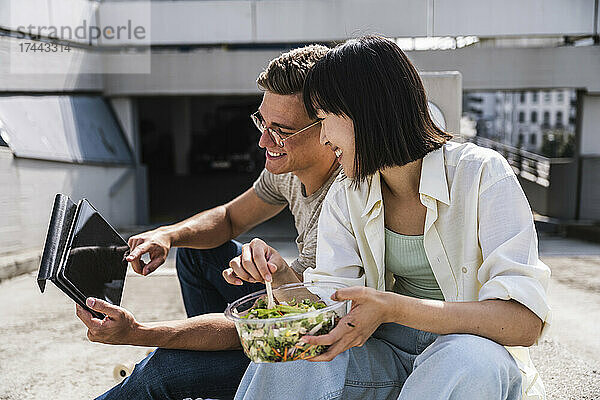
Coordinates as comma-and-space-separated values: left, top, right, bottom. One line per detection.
468, 136, 551, 187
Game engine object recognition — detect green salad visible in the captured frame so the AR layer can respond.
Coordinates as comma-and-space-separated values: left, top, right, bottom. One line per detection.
236, 297, 338, 362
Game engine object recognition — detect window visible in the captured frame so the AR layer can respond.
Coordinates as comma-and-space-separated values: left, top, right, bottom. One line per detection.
530, 134, 537, 145
556, 111, 564, 127
544, 91, 551, 103
519, 111, 525, 123
0, 96, 133, 164
557, 91, 564, 103
532, 92, 539, 103
543, 111, 550, 125
531, 111, 538, 123
520, 92, 526, 103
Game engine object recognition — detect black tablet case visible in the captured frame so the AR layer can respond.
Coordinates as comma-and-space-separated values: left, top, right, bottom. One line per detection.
38, 194, 77, 294
37, 194, 114, 319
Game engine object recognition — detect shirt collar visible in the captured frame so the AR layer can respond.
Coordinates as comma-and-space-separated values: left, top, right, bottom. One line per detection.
419, 145, 450, 206
356, 144, 450, 218
361, 172, 383, 218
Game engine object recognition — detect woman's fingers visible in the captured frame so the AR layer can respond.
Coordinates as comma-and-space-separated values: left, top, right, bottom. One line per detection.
301, 313, 367, 361
308, 334, 356, 362
301, 319, 352, 346
331, 286, 369, 302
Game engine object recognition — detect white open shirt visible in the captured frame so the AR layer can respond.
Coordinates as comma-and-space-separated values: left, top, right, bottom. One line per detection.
306, 141, 551, 400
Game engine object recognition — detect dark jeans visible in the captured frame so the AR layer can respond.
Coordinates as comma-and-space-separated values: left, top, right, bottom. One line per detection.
96, 241, 264, 400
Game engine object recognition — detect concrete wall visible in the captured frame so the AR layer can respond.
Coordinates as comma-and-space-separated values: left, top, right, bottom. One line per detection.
110, 97, 149, 225
580, 157, 600, 220
0, 36, 103, 92
0, 148, 136, 259
0, 0, 98, 45
2, 0, 596, 46
104, 49, 278, 96
407, 45, 600, 93
581, 94, 600, 156
148, 0, 595, 43
101, 46, 600, 98
518, 160, 579, 221
11, 0, 586, 45
548, 161, 579, 220
253, 0, 428, 42
420, 72, 462, 135
519, 177, 549, 217
110, 98, 137, 154
104, 61, 461, 135
433, 0, 596, 37
579, 94, 600, 221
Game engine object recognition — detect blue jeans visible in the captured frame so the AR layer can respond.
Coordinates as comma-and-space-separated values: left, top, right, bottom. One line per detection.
234, 323, 522, 400
96, 241, 264, 400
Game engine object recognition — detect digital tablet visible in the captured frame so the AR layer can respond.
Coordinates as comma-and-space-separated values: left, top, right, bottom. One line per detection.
56, 198, 129, 319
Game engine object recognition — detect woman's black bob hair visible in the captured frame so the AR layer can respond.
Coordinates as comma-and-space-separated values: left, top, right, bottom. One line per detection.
303, 35, 453, 183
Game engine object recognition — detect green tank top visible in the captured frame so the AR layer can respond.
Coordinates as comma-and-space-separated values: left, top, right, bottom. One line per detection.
384, 228, 444, 301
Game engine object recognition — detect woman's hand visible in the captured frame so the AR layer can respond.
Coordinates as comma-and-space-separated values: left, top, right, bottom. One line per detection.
301, 286, 391, 362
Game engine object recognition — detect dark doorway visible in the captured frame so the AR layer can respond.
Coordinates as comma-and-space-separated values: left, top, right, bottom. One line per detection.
138, 95, 265, 223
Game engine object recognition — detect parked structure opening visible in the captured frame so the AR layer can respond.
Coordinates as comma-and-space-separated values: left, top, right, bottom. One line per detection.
138, 95, 265, 223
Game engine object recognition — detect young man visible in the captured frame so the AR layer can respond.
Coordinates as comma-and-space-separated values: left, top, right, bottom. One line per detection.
75, 44, 341, 400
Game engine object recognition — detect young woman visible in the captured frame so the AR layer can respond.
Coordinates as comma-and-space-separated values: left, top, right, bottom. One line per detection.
232, 36, 550, 400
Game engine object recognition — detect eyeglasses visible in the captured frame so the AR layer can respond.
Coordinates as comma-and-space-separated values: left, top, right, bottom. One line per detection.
250, 111, 322, 148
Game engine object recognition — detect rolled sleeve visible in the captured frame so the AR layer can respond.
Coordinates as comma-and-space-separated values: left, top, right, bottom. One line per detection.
477, 175, 552, 339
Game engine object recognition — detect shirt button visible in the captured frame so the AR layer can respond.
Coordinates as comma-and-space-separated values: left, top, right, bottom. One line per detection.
462, 267, 468, 273
436, 256, 441, 263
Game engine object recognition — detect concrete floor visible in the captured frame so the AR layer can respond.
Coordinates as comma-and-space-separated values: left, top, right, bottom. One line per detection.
1, 234, 599, 399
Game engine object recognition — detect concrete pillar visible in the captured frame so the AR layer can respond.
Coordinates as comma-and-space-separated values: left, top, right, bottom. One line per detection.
172, 96, 192, 176
576, 93, 600, 220
109, 97, 149, 225
580, 94, 600, 156
110, 97, 138, 158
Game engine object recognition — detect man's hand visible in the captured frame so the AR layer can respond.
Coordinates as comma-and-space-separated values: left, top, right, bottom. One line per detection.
301, 287, 390, 362
223, 238, 294, 286
126, 228, 172, 276
76, 298, 140, 345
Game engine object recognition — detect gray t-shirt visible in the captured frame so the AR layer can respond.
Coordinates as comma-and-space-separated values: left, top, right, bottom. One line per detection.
253, 166, 342, 275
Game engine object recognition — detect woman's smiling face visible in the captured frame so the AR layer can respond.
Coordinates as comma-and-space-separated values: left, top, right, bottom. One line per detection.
317, 111, 356, 178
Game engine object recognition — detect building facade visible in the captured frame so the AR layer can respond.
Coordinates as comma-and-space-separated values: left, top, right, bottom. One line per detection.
465, 89, 576, 156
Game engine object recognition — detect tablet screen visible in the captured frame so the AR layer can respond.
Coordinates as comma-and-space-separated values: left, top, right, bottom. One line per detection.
62, 200, 128, 305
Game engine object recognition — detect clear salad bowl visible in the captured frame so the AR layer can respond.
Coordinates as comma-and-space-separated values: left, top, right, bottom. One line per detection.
224, 281, 349, 363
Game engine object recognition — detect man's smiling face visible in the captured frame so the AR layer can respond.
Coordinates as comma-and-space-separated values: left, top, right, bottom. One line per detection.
256, 91, 334, 175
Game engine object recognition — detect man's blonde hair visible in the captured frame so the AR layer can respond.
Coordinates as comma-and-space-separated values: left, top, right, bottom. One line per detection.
257, 44, 329, 95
